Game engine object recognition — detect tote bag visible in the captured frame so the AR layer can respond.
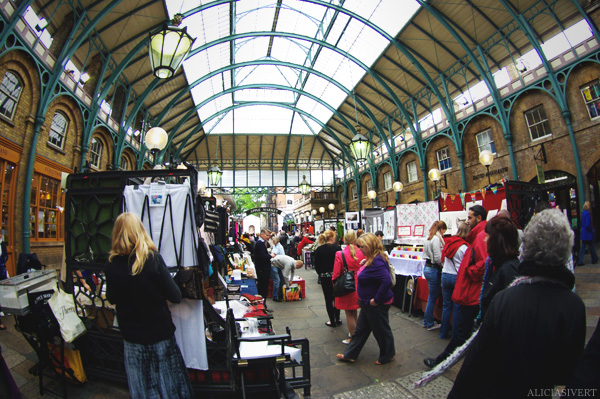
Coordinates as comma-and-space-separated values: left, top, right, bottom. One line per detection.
333, 253, 355, 297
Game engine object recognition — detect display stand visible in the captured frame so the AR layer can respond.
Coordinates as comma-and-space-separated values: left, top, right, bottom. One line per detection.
389, 246, 425, 316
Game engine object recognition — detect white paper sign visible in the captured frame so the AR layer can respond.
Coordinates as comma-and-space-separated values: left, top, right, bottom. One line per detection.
149, 182, 167, 207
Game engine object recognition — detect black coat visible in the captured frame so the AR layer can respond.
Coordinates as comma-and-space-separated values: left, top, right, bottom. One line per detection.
480, 257, 520, 320
449, 261, 586, 399
254, 239, 271, 271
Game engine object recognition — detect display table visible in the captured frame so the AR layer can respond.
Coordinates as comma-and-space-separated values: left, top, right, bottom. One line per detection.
388, 247, 426, 277
228, 278, 258, 296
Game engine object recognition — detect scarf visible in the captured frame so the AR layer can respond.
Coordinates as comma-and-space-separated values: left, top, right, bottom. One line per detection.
514, 260, 575, 290
441, 236, 467, 263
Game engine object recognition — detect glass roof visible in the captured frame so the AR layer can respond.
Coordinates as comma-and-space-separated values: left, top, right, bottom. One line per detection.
166, 0, 421, 136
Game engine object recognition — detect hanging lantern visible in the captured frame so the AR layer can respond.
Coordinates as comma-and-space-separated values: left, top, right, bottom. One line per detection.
299, 175, 311, 195
144, 127, 168, 154
149, 14, 196, 79
349, 129, 371, 162
208, 165, 223, 186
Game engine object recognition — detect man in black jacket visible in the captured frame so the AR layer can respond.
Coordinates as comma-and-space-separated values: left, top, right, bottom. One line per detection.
254, 228, 275, 312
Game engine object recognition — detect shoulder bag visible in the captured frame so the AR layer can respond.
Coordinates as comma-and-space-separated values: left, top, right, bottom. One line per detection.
333, 252, 355, 297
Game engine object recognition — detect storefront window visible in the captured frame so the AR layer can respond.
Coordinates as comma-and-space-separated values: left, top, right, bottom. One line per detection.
581, 81, 600, 120
1, 160, 16, 242
29, 174, 64, 240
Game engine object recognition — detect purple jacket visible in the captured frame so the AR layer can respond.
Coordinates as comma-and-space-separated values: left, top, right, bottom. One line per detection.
357, 255, 393, 305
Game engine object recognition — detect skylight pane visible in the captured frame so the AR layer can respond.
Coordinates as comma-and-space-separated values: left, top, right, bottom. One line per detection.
236, 1, 276, 34
231, 106, 294, 134
183, 42, 230, 82
236, 88, 295, 103
296, 95, 331, 124
270, 37, 310, 67
191, 75, 226, 106
235, 37, 271, 64
208, 111, 234, 134
235, 64, 299, 87
278, 1, 321, 38
291, 116, 319, 135
183, 3, 230, 49
197, 94, 232, 123
304, 74, 347, 105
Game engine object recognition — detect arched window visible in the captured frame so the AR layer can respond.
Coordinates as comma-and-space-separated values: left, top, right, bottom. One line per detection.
120, 156, 130, 171
48, 112, 68, 149
0, 71, 23, 120
89, 137, 103, 169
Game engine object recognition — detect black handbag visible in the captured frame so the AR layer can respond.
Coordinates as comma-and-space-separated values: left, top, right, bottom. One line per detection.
333, 253, 355, 297
174, 266, 204, 300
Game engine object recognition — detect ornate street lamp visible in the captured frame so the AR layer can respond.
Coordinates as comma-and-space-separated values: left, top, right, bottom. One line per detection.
367, 189, 377, 207
428, 168, 446, 200
349, 129, 371, 163
144, 127, 168, 155
149, 14, 196, 79
479, 150, 494, 186
299, 175, 311, 195
207, 165, 223, 186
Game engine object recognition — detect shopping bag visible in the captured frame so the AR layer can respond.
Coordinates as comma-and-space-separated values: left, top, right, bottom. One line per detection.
333, 253, 355, 297
48, 344, 88, 383
48, 288, 87, 343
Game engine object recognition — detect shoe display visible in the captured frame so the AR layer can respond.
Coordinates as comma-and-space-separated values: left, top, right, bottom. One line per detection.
423, 358, 438, 368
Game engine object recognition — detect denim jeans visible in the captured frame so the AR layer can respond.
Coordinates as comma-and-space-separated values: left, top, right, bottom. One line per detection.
270, 266, 283, 300
579, 240, 598, 264
423, 266, 441, 328
440, 273, 458, 339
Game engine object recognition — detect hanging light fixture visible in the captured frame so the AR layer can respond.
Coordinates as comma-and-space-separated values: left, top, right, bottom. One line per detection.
149, 14, 196, 79
144, 127, 168, 155
349, 91, 371, 162
208, 165, 222, 186
319, 207, 325, 214
328, 203, 335, 211
299, 175, 311, 195
393, 181, 404, 192
208, 136, 223, 186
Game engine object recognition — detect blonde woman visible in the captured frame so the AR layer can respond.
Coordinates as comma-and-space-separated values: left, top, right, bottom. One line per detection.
337, 233, 395, 365
332, 230, 365, 344
422, 220, 447, 330
105, 212, 192, 399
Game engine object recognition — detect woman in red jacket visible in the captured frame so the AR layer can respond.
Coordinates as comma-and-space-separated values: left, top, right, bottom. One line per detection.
332, 230, 365, 344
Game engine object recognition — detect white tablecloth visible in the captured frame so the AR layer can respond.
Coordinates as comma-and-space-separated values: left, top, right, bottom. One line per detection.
169, 299, 208, 370
389, 257, 425, 277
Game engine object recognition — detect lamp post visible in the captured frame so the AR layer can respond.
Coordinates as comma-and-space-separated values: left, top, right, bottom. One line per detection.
479, 150, 494, 186
145, 127, 168, 155
149, 14, 196, 79
299, 175, 311, 195
207, 165, 223, 186
367, 189, 377, 208
393, 181, 403, 204
428, 168, 441, 200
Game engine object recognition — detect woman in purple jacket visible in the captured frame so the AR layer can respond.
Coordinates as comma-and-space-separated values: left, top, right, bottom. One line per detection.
336, 233, 395, 365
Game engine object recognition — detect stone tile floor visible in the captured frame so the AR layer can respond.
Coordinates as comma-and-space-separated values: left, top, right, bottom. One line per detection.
1, 248, 598, 398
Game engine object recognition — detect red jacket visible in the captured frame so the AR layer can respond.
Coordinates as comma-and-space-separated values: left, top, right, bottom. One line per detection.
297, 236, 314, 256
452, 220, 488, 306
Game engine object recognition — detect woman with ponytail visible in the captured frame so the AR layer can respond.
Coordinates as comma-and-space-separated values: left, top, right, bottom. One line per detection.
105, 212, 192, 399
422, 221, 447, 330
332, 230, 365, 344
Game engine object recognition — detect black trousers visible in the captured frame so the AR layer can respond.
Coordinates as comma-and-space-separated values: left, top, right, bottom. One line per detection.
320, 276, 340, 324
344, 300, 395, 363
436, 304, 479, 363
256, 267, 271, 306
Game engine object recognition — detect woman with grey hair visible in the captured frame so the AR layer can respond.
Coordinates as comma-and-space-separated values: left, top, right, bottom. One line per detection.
448, 209, 586, 399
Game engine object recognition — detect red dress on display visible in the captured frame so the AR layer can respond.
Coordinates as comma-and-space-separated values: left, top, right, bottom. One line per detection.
332, 245, 365, 310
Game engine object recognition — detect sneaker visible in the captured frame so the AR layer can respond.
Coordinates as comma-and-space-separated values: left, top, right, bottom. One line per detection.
427, 323, 441, 331
342, 339, 351, 345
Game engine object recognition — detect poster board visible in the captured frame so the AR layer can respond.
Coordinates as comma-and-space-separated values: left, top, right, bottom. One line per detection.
345, 212, 360, 230
314, 219, 324, 234
395, 201, 439, 245
383, 208, 396, 240
363, 209, 384, 234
